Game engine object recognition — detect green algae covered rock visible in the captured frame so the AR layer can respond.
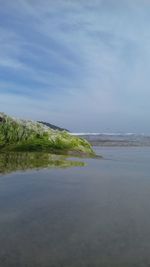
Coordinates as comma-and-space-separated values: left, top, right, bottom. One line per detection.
0, 113, 95, 157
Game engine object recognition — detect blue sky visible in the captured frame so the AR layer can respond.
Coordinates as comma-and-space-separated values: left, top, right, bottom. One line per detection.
0, 0, 150, 133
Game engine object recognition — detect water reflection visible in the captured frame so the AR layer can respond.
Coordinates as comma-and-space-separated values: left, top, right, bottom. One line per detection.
0, 148, 150, 267
0, 152, 86, 174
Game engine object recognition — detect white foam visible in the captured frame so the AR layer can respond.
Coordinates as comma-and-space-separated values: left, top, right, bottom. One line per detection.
69, 132, 149, 137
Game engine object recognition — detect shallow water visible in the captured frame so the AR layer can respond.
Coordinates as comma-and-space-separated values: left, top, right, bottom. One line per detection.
0, 147, 150, 267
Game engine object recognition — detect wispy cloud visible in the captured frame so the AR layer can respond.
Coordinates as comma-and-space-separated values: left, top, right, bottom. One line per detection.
1, 0, 150, 132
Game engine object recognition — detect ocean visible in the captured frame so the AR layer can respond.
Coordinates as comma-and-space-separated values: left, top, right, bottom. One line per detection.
71, 133, 150, 146
0, 141, 150, 266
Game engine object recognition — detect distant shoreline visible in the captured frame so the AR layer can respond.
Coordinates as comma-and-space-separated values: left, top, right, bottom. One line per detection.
70, 133, 150, 147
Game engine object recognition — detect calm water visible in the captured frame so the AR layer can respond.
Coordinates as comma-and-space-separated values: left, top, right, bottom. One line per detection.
0, 147, 150, 267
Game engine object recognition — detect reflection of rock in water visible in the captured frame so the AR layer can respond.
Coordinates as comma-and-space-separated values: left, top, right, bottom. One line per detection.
0, 152, 86, 174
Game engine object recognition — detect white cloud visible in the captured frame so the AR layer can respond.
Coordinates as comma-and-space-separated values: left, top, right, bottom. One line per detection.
1, 0, 150, 132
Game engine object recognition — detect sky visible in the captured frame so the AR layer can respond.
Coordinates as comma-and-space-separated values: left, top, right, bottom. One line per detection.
0, 0, 150, 133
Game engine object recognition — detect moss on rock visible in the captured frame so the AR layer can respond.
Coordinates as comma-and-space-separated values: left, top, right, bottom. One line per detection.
0, 113, 95, 157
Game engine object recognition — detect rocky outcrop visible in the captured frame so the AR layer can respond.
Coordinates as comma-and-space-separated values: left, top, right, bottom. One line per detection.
38, 121, 69, 132
0, 113, 95, 157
